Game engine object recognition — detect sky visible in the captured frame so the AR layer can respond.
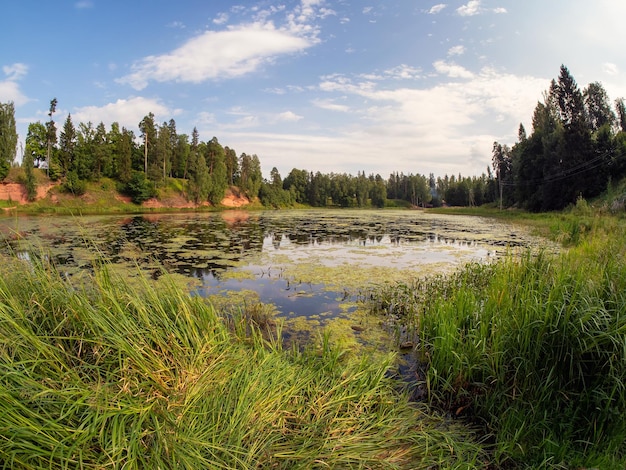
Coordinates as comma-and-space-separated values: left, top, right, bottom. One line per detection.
2, 0, 626, 179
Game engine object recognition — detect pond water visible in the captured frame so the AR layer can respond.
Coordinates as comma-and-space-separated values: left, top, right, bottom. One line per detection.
0, 210, 550, 345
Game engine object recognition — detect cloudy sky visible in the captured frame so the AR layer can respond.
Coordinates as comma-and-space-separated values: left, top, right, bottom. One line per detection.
3, 0, 626, 178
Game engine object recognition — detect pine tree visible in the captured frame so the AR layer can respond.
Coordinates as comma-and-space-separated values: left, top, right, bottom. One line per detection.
0, 101, 18, 181
58, 114, 77, 177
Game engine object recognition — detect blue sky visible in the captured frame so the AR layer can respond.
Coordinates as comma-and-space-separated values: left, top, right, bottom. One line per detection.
3, 0, 626, 179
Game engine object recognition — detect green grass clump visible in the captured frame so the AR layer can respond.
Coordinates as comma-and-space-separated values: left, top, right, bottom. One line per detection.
371, 221, 626, 468
0, 255, 483, 469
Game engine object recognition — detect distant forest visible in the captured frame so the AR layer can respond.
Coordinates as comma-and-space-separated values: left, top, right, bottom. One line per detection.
4, 65, 626, 211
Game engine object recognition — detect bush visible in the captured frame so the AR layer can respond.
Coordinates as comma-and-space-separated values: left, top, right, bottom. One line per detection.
62, 170, 87, 196
121, 171, 157, 204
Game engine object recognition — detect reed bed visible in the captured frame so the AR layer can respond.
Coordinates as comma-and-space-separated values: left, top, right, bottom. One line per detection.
371, 221, 626, 468
0, 255, 483, 469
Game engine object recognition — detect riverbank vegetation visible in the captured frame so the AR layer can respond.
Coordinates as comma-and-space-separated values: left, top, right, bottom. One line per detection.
0, 254, 484, 469
2, 65, 626, 213
370, 208, 626, 468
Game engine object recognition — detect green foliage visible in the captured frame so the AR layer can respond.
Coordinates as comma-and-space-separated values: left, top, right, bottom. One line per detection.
188, 153, 210, 204
122, 170, 157, 204
0, 101, 18, 181
21, 149, 37, 201
0, 256, 485, 469
370, 218, 626, 467
206, 137, 228, 204
499, 66, 626, 211
62, 170, 87, 196
25, 122, 48, 169
259, 180, 294, 208
238, 153, 262, 199
58, 113, 77, 177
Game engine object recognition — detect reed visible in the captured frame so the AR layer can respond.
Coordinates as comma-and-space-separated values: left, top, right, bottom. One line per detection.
370, 218, 626, 468
0, 255, 484, 469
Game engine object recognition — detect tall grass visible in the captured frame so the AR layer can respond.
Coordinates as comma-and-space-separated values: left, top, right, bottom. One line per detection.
0, 255, 484, 469
371, 219, 626, 468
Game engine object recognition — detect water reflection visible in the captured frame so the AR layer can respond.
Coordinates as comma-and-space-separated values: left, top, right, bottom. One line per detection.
0, 210, 550, 321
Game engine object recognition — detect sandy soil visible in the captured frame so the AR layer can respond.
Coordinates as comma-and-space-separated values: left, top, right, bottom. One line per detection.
0, 182, 250, 209
0, 182, 58, 208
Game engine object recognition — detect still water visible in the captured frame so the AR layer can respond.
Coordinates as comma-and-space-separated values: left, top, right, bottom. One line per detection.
0, 210, 548, 325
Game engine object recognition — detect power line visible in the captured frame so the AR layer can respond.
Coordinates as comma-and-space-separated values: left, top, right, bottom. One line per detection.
500, 150, 612, 187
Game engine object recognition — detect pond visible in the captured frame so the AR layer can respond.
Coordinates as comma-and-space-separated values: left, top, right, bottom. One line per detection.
0, 210, 550, 346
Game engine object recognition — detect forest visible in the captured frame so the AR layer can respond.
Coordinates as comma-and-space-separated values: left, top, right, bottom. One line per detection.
2, 65, 626, 211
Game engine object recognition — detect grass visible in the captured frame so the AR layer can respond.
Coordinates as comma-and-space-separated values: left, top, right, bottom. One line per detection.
0, 254, 484, 469
369, 214, 626, 468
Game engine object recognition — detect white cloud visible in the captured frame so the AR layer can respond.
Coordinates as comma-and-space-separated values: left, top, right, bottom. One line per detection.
3, 63, 28, 81
0, 63, 29, 106
276, 111, 303, 122
360, 65, 421, 81
167, 21, 186, 29
428, 4, 447, 15
385, 64, 422, 80
197, 111, 216, 126
493, 7, 507, 14
457, 0, 481, 16
447, 45, 466, 57
603, 62, 619, 76
117, 23, 312, 90
72, 97, 178, 130
312, 99, 350, 112
221, 66, 549, 178
363, 7, 373, 14
213, 12, 229, 25
433, 60, 474, 79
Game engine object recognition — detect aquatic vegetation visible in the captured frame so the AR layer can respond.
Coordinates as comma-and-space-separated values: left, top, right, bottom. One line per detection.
370, 216, 626, 468
0, 254, 485, 469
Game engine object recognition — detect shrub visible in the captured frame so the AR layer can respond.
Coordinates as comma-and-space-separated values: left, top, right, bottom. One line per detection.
121, 171, 157, 204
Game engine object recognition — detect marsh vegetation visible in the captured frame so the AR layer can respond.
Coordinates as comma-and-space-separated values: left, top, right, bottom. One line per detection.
0, 208, 623, 468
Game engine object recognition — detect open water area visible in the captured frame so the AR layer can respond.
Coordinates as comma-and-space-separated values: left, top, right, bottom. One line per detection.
0, 210, 552, 347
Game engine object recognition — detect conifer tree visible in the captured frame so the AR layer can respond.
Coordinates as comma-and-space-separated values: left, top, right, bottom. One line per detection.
0, 101, 17, 181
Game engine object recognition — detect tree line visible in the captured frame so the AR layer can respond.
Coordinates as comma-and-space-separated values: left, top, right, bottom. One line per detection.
2, 65, 626, 210
493, 65, 626, 211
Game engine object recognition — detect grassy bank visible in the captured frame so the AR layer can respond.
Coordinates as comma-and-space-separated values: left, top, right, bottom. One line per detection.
370, 214, 626, 468
0, 255, 484, 469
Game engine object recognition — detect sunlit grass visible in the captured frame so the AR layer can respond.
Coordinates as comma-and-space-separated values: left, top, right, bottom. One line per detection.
0, 254, 484, 469
370, 215, 626, 468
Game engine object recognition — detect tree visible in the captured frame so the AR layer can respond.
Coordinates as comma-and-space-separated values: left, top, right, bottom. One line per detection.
492, 141, 512, 209
58, 114, 77, 177
0, 102, 18, 181
615, 98, 626, 133
184, 127, 199, 181
206, 137, 227, 204
173, 134, 189, 179
75, 121, 95, 180
283, 168, 309, 204
189, 153, 211, 204
224, 146, 238, 185
583, 82, 615, 133
117, 127, 134, 183
167, 119, 178, 177
138, 112, 156, 175
370, 174, 387, 208
22, 142, 37, 201
554, 65, 586, 127
45, 98, 57, 176
355, 171, 370, 207
25, 122, 48, 168
154, 122, 171, 185
93, 122, 111, 178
